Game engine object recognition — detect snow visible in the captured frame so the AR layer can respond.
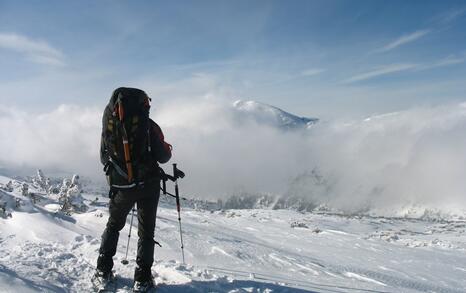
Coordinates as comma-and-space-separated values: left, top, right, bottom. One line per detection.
1, 175, 466, 292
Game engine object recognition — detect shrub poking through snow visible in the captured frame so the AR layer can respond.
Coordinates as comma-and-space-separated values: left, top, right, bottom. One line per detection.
290, 221, 309, 229
89, 197, 99, 206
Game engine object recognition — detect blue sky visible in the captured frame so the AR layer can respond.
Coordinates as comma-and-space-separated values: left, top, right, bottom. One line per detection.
0, 0, 465, 119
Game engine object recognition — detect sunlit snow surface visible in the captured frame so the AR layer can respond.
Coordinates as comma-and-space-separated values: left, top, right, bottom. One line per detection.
1, 175, 465, 292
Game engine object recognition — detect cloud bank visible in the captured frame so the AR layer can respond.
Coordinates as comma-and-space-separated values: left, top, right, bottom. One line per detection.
0, 104, 101, 176
1, 99, 466, 217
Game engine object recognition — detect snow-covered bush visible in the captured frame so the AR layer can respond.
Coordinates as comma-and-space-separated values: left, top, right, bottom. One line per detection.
58, 175, 87, 213
71, 174, 81, 190
220, 192, 276, 210
0, 192, 12, 218
48, 184, 61, 195
0, 201, 11, 218
20, 183, 41, 204
290, 221, 309, 229
32, 169, 63, 195
15, 198, 22, 208
0, 181, 14, 192
21, 183, 29, 197
32, 169, 50, 191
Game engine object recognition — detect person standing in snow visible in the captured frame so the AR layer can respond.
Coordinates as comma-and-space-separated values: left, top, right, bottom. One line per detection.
93, 87, 172, 292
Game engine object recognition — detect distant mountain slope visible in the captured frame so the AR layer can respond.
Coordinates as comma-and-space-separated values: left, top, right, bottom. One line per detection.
233, 100, 318, 130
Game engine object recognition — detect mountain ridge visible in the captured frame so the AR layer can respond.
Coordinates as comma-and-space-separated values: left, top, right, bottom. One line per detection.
233, 100, 318, 130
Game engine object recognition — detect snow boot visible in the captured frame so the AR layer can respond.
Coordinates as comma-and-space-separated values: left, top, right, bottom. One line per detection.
91, 269, 116, 292
133, 277, 156, 292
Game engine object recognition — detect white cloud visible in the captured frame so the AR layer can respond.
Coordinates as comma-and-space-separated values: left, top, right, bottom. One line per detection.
421, 55, 466, 69
0, 104, 101, 176
2, 99, 466, 217
301, 68, 325, 76
343, 54, 466, 84
343, 63, 417, 84
377, 30, 430, 52
0, 33, 65, 66
433, 7, 466, 25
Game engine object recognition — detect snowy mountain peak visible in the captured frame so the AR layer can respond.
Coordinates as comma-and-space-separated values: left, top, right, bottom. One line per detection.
233, 100, 318, 130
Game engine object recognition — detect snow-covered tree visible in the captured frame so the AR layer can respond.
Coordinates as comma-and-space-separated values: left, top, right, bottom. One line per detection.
58, 175, 87, 213
71, 174, 81, 191
6, 181, 13, 192
32, 169, 51, 192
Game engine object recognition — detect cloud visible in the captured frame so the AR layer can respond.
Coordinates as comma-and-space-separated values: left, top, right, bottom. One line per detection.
0, 33, 65, 66
343, 55, 465, 84
301, 68, 325, 77
343, 63, 417, 84
156, 99, 466, 218
298, 103, 466, 217
377, 30, 430, 52
0, 104, 101, 176
419, 55, 466, 70
432, 7, 466, 25
2, 99, 466, 217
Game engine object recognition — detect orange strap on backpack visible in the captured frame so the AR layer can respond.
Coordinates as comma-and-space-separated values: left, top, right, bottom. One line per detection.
117, 97, 134, 183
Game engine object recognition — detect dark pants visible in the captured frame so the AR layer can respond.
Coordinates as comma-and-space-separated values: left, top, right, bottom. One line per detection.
97, 181, 160, 282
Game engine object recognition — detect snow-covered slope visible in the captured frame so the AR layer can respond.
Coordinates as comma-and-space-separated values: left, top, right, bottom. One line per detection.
233, 100, 318, 130
1, 174, 466, 292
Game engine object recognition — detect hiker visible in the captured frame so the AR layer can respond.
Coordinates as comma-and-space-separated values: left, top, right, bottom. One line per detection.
92, 87, 172, 292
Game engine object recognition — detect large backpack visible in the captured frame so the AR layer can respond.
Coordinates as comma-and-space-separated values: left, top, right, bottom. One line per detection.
101, 87, 155, 188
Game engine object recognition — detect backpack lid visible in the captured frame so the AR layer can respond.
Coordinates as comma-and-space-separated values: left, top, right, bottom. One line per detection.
108, 87, 151, 116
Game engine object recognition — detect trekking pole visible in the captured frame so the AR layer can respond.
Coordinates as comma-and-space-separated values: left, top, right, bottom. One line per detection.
121, 205, 136, 265
173, 164, 186, 264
